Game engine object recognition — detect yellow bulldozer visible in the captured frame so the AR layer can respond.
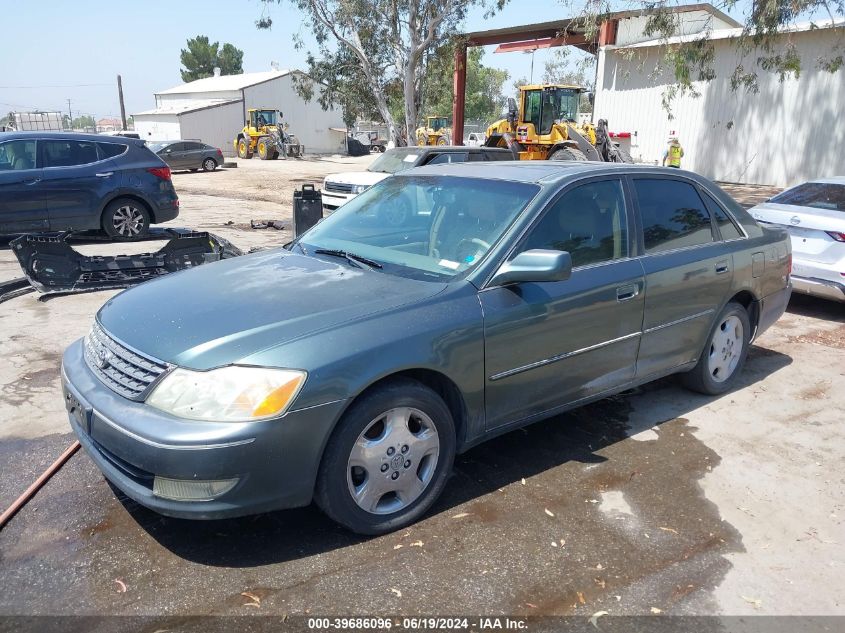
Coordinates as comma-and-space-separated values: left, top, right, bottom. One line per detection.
415, 115, 451, 146
485, 84, 631, 163
234, 108, 304, 160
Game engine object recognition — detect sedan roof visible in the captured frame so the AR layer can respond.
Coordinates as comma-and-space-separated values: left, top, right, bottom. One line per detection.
406, 160, 694, 184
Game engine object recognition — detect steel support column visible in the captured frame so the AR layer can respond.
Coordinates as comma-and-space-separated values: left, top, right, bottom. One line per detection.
452, 43, 467, 146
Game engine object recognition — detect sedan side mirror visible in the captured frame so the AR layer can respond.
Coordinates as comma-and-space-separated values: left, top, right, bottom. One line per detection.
490, 249, 572, 286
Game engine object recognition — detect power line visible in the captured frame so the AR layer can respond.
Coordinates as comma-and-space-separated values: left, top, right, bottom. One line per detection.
0, 83, 111, 89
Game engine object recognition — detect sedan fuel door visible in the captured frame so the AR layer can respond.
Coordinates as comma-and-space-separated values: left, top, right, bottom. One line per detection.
480, 178, 645, 430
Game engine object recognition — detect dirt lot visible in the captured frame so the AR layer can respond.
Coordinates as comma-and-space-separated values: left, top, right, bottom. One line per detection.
0, 158, 843, 619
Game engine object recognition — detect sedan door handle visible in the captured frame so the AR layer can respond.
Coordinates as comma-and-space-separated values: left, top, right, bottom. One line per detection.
715, 261, 730, 274
95, 172, 113, 177
22, 178, 41, 186
616, 283, 640, 302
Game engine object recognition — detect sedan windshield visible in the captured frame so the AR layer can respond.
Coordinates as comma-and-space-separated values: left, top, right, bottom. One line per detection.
770, 182, 845, 211
300, 175, 540, 280
367, 149, 423, 174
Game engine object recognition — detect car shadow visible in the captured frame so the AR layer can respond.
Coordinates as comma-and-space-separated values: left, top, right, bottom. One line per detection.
116, 345, 792, 568
786, 293, 845, 323
171, 168, 226, 175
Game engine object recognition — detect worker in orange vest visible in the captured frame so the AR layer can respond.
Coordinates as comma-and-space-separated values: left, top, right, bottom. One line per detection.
662, 137, 684, 168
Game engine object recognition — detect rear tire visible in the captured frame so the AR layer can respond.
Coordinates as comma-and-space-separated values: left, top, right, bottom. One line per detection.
315, 378, 456, 535
681, 301, 751, 395
549, 147, 587, 161
202, 158, 217, 172
102, 198, 151, 241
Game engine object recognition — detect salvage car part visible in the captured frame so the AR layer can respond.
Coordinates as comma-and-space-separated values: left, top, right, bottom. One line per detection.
10, 228, 241, 298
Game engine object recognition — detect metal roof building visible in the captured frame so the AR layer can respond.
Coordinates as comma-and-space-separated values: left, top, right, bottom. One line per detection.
593, 17, 845, 187
133, 69, 346, 157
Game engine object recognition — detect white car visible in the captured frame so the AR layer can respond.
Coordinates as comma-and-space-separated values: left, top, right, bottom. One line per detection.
322, 145, 512, 212
749, 177, 845, 302
464, 132, 486, 146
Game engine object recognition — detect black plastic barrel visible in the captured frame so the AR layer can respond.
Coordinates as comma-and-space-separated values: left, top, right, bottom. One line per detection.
292, 184, 323, 237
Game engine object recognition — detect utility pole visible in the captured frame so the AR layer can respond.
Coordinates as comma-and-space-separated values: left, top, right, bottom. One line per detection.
66, 99, 72, 129
117, 75, 127, 130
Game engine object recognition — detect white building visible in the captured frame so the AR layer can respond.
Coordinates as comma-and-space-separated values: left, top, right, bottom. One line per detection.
594, 13, 845, 186
133, 70, 346, 156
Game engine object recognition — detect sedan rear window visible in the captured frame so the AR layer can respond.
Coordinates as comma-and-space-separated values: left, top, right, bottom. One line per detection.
770, 182, 845, 211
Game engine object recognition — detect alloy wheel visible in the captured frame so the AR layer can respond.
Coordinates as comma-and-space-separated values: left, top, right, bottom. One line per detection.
111, 205, 145, 237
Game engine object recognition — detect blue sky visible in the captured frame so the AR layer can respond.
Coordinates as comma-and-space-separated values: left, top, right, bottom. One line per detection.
0, 0, 762, 120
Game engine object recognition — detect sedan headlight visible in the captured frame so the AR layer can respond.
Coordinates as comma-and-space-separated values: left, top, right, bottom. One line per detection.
351, 184, 369, 194
147, 366, 306, 422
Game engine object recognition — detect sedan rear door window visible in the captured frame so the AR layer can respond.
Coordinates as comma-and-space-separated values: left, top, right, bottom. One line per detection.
702, 192, 744, 240
634, 179, 715, 253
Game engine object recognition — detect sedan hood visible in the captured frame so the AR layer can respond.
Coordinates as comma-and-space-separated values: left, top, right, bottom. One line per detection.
324, 171, 390, 186
97, 249, 446, 369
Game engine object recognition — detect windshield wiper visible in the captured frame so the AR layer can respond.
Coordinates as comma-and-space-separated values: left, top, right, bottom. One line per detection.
314, 248, 383, 270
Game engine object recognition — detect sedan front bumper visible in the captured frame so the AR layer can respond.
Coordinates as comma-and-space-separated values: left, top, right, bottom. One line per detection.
62, 338, 347, 519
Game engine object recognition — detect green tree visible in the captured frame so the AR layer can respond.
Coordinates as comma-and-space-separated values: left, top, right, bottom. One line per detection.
72, 115, 95, 130
218, 43, 245, 75
542, 47, 593, 87
423, 45, 509, 126
180, 36, 244, 82
259, 0, 508, 145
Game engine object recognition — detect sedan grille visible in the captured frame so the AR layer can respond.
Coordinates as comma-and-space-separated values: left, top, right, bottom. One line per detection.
83, 322, 169, 400
325, 181, 355, 193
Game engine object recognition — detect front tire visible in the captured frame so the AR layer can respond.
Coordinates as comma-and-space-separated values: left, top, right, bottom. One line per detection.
237, 138, 252, 159
315, 378, 456, 535
102, 198, 151, 241
549, 147, 587, 161
681, 302, 751, 395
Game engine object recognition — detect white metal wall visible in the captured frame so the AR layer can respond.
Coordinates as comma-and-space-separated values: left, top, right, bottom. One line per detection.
157, 90, 242, 109
615, 10, 736, 46
179, 101, 244, 157
244, 74, 346, 153
593, 27, 845, 186
133, 115, 181, 142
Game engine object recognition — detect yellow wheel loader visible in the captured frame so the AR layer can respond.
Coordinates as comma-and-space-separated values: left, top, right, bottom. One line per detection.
415, 116, 451, 146
485, 84, 631, 163
234, 109, 304, 160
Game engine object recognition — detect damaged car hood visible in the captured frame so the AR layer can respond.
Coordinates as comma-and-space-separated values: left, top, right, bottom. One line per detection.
96, 248, 447, 369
